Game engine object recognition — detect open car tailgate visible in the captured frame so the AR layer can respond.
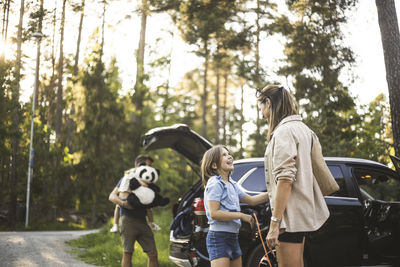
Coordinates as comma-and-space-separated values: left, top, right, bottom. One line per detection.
142, 124, 212, 165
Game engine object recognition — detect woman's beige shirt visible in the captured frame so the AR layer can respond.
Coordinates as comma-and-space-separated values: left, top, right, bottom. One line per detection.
264, 115, 329, 232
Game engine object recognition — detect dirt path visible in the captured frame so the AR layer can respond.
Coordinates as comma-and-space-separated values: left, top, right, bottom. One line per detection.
0, 230, 99, 267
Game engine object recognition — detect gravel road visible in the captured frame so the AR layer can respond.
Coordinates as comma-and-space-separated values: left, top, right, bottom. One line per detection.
0, 230, 99, 267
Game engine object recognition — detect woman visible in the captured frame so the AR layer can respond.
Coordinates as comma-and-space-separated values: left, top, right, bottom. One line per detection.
201, 145, 269, 267
257, 85, 329, 267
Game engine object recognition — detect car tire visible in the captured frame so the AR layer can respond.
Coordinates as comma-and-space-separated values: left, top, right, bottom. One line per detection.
245, 243, 277, 267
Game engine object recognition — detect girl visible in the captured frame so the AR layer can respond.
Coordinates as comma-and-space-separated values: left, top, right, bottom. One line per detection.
201, 145, 269, 267
257, 85, 329, 267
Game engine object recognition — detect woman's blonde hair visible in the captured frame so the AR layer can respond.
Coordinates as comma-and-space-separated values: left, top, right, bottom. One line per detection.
257, 84, 298, 140
200, 145, 232, 187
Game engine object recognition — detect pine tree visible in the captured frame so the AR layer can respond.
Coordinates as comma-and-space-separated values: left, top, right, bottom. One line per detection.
355, 94, 392, 164
274, 0, 359, 156
75, 48, 125, 224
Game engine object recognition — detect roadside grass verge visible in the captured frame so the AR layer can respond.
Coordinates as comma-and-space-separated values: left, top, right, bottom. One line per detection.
68, 207, 176, 267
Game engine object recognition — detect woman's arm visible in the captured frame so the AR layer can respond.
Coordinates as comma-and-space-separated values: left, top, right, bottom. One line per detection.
240, 192, 269, 206
208, 200, 254, 227
266, 179, 293, 248
272, 179, 293, 221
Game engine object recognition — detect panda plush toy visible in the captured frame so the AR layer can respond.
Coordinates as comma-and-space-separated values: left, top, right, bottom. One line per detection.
127, 165, 170, 209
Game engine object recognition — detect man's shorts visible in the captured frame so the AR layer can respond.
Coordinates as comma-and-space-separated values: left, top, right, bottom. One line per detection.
119, 216, 156, 253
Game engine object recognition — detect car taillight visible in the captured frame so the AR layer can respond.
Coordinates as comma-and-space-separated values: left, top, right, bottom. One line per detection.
192, 197, 205, 215
192, 197, 209, 241
189, 249, 199, 266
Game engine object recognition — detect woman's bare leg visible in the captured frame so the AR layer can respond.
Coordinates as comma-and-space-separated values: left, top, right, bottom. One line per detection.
276, 237, 305, 267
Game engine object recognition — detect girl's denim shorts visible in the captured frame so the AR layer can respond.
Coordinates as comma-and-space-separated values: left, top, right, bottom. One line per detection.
206, 230, 242, 261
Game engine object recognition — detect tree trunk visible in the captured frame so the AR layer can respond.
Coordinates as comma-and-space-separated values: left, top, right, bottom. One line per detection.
42, 4, 58, 217
91, 191, 97, 225
162, 31, 174, 123
9, 0, 25, 226
1, 1, 7, 39
239, 83, 244, 157
132, 0, 148, 157
55, 0, 66, 142
47, 5, 57, 127
215, 69, 220, 143
73, 0, 85, 77
255, 0, 261, 134
67, 0, 86, 151
100, 0, 106, 59
202, 41, 209, 138
223, 72, 228, 144
1, 0, 11, 61
136, 0, 147, 81
35, 0, 44, 111
375, 0, 400, 156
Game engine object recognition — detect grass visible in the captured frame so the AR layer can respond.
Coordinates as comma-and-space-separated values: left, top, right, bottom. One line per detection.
68, 207, 177, 267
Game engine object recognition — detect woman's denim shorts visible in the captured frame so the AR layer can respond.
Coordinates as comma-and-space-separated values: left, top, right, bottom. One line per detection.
206, 230, 242, 261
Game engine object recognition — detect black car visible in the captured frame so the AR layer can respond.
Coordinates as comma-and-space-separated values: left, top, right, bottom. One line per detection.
142, 124, 400, 267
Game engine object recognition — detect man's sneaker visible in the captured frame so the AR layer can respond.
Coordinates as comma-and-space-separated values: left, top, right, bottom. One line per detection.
110, 224, 118, 233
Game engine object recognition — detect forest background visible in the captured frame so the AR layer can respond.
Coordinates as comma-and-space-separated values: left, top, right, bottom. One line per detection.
1, 0, 399, 228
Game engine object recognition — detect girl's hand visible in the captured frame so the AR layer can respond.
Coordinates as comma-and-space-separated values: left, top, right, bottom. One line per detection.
266, 221, 280, 249
241, 213, 255, 229
138, 180, 148, 187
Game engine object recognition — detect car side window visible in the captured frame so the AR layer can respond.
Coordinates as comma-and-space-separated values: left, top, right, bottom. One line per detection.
231, 164, 253, 182
240, 167, 267, 193
328, 165, 348, 197
353, 168, 400, 202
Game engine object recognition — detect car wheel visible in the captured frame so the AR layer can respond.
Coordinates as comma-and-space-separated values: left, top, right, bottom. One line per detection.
245, 243, 277, 267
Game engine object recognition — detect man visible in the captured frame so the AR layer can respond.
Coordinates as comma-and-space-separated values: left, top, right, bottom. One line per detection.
110, 155, 158, 232
109, 155, 159, 267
